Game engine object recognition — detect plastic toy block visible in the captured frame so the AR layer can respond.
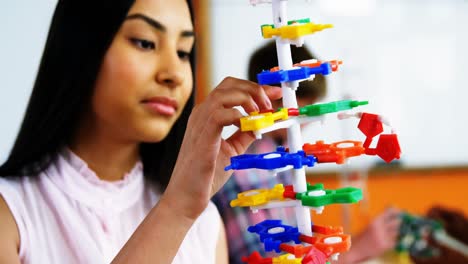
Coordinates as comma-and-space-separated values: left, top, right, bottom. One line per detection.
242, 251, 273, 264
358, 113, 383, 147
374, 134, 401, 163
261, 22, 333, 39
279, 244, 313, 258
297, 60, 342, 72
270, 60, 342, 73
299, 100, 368, 117
272, 254, 302, 264
264, 238, 283, 253
231, 184, 286, 207
298, 186, 363, 207
225, 150, 317, 171
287, 108, 300, 116
312, 225, 344, 236
302, 140, 365, 164
302, 246, 327, 264
326, 60, 342, 72
257, 65, 332, 85
283, 185, 297, 200
287, 65, 332, 80
248, 220, 301, 244
288, 18, 311, 25
241, 108, 289, 132
293, 183, 325, 200
300, 234, 352, 257
259, 19, 311, 34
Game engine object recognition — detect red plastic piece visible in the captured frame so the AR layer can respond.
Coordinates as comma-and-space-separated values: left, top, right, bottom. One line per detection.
288, 108, 300, 116
302, 246, 327, 264
242, 251, 273, 264
375, 134, 401, 163
283, 185, 297, 199
358, 113, 383, 148
327, 60, 343, 72
279, 244, 313, 258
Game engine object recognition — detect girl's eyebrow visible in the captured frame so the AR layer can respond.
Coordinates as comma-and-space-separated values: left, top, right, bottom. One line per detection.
125, 13, 194, 38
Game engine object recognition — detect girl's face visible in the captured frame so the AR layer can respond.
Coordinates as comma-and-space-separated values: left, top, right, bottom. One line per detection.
90, 0, 194, 143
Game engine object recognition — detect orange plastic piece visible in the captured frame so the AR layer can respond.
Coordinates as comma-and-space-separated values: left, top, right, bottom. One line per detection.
279, 244, 313, 258
302, 140, 365, 164
312, 225, 343, 236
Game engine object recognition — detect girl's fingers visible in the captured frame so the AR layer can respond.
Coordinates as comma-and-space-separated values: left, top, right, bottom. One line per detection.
262, 85, 283, 101
213, 77, 279, 110
210, 88, 260, 114
223, 129, 257, 157
197, 108, 245, 141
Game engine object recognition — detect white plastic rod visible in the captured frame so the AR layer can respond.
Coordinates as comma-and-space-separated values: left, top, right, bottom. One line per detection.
271, 0, 312, 236
272, 0, 297, 108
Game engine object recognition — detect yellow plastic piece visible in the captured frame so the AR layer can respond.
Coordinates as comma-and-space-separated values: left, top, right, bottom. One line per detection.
262, 22, 333, 39
272, 108, 289, 121
240, 112, 274, 132
230, 184, 285, 207
240, 108, 289, 132
273, 254, 302, 264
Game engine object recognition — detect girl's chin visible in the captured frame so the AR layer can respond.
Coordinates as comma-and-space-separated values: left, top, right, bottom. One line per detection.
138, 130, 172, 143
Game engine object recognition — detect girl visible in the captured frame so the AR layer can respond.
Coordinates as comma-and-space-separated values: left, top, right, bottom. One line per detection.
0, 0, 281, 263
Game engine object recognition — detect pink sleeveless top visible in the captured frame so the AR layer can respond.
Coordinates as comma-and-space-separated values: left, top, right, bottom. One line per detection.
0, 150, 221, 263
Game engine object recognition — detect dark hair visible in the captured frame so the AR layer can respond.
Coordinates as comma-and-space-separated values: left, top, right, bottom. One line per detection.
0, 0, 196, 190
248, 41, 327, 101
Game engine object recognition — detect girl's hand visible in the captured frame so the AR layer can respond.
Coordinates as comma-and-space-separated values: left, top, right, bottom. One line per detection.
338, 207, 402, 263
163, 77, 282, 220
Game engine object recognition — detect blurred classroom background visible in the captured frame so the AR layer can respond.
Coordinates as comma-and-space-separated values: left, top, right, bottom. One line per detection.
203, 0, 468, 235
1, 0, 467, 261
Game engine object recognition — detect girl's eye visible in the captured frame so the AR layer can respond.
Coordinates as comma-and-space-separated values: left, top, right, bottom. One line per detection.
130, 38, 155, 51
178, 51, 191, 61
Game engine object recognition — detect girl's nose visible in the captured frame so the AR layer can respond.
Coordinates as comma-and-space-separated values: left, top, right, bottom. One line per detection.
155, 51, 184, 88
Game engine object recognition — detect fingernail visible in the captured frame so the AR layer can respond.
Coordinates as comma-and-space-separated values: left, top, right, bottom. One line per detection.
265, 99, 272, 109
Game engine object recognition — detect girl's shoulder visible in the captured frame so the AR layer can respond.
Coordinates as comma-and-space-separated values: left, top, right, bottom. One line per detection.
0, 177, 30, 262
0, 194, 20, 262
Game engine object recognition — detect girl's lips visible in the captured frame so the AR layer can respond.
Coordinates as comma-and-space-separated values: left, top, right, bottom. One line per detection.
142, 96, 178, 116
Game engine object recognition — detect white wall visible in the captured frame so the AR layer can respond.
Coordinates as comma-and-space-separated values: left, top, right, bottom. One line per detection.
210, 0, 468, 168
0, 1, 56, 163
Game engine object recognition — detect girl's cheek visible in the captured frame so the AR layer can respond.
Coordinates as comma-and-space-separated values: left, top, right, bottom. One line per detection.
101, 48, 142, 87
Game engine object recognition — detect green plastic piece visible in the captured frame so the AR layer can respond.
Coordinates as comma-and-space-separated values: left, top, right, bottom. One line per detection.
298, 183, 363, 207
299, 100, 369, 117
295, 183, 324, 200
287, 18, 311, 25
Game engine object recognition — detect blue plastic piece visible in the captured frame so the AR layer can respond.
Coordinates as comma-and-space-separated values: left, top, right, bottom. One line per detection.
224, 150, 317, 171
248, 219, 301, 245
257, 63, 332, 85
264, 238, 282, 253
